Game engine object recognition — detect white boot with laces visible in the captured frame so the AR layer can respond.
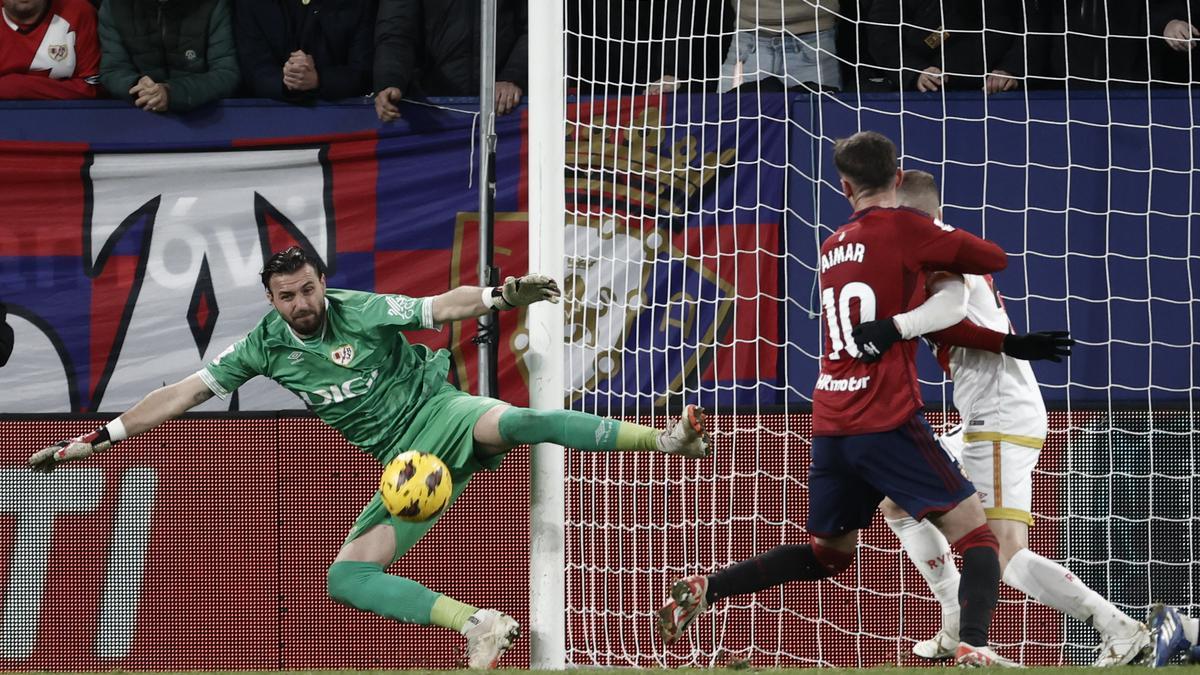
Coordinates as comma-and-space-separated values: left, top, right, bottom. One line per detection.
913, 627, 959, 660
462, 609, 520, 669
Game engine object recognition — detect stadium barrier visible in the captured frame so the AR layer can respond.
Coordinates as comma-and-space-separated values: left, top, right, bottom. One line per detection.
2, 406, 1190, 668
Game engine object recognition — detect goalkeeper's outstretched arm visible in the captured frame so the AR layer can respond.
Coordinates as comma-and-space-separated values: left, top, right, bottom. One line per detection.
28, 373, 214, 473
431, 273, 561, 324
117, 373, 215, 436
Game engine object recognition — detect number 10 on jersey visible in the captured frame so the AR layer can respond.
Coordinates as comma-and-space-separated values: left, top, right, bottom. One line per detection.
822, 282, 877, 360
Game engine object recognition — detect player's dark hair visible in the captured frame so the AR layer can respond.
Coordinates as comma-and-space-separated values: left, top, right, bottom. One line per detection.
833, 131, 898, 194
261, 246, 324, 291
898, 169, 941, 215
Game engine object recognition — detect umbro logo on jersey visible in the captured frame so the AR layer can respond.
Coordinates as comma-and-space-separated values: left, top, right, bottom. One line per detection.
386, 295, 416, 320
288, 351, 304, 362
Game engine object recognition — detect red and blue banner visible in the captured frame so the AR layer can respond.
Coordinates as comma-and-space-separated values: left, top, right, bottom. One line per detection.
1, 91, 1191, 413
0, 96, 785, 413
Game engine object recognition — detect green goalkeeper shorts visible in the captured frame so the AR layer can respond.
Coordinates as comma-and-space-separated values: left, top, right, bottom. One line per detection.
344, 382, 509, 559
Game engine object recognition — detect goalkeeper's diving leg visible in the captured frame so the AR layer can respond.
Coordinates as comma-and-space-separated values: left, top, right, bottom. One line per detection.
325, 404, 710, 670
471, 403, 711, 458
326, 479, 521, 670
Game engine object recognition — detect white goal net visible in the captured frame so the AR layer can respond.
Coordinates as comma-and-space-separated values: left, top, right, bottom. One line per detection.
554, 0, 1199, 667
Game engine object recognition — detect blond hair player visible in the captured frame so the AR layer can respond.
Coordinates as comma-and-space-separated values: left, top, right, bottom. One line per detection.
869, 170, 1149, 667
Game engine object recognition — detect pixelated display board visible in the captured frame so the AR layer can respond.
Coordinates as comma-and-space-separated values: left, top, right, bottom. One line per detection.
2, 411, 1178, 668
0, 416, 529, 669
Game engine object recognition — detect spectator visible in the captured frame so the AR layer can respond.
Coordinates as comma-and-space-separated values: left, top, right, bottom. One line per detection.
0, 0, 100, 99
570, 0, 732, 96
1024, 0, 1153, 88
1150, 0, 1199, 83
719, 0, 841, 93
98, 0, 239, 113
867, 0, 1025, 93
235, 0, 373, 102
374, 0, 527, 122
837, 0, 891, 91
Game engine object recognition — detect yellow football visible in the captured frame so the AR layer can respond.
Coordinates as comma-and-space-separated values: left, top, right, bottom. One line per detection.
379, 451, 453, 522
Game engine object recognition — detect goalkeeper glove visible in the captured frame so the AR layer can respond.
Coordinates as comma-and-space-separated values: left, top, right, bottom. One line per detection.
1001, 331, 1073, 362
851, 319, 902, 363
29, 427, 116, 473
493, 274, 562, 309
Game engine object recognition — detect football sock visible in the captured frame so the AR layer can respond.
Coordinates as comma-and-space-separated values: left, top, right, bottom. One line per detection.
497, 407, 657, 451
327, 561, 453, 626
1002, 547, 1139, 637
705, 543, 853, 604
432, 595, 480, 633
950, 525, 1001, 647
886, 516, 961, 636
1182, 615, 1200, 644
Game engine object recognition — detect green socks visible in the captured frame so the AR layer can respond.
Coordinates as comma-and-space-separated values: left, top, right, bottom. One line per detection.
326, 561, 477, 630
497, 407, 658, 451
431, 595, 478, 632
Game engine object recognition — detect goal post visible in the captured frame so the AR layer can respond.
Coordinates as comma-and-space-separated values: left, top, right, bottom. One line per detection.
540, 0, 1198, 668
526, 0, 567, 668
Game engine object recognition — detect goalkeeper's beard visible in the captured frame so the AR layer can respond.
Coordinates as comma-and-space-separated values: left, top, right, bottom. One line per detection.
287, 306, 325, 337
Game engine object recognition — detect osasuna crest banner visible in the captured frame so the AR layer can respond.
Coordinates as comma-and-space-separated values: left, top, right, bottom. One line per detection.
0, 96, 786, 413
561, 95, 784, 411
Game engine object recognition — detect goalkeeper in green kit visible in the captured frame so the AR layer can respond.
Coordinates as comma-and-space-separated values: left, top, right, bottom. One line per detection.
29, 246, 710, 669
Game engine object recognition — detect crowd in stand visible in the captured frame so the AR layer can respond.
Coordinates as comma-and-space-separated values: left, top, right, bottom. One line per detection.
0, 0, 527, 115
1, 0, 1199, 116
575, 0, 1200, 95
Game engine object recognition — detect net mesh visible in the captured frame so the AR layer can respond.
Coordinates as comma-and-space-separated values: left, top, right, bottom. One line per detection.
560, 0, 1199, 666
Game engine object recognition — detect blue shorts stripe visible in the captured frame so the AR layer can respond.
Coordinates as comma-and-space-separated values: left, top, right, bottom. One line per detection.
906, 416, 960, 493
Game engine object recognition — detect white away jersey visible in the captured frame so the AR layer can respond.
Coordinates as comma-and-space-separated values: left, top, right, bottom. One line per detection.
936, 274, 1047, 448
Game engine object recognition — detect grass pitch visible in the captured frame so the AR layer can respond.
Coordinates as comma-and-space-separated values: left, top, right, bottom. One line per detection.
21, 662, 1180, 667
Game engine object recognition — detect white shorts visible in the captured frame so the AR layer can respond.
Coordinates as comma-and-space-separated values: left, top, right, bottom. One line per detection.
937, 426, 1041, 525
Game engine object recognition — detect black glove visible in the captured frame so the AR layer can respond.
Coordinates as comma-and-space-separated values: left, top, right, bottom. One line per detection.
851, 319, 902, 363
1001, 331, 1073, 362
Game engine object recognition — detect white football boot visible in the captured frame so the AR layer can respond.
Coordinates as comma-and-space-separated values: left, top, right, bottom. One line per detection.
463, 609, 520, 669
656, 574, 710, 643
1093, 621, 1151, 667
913, 627, 960, 660
955, 643, 1023, 668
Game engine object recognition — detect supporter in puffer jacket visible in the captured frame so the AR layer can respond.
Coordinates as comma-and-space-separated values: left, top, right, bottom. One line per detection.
98, 0, 239, 113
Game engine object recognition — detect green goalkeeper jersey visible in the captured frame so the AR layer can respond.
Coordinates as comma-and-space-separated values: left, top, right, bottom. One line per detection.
199, 288, 451, 460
